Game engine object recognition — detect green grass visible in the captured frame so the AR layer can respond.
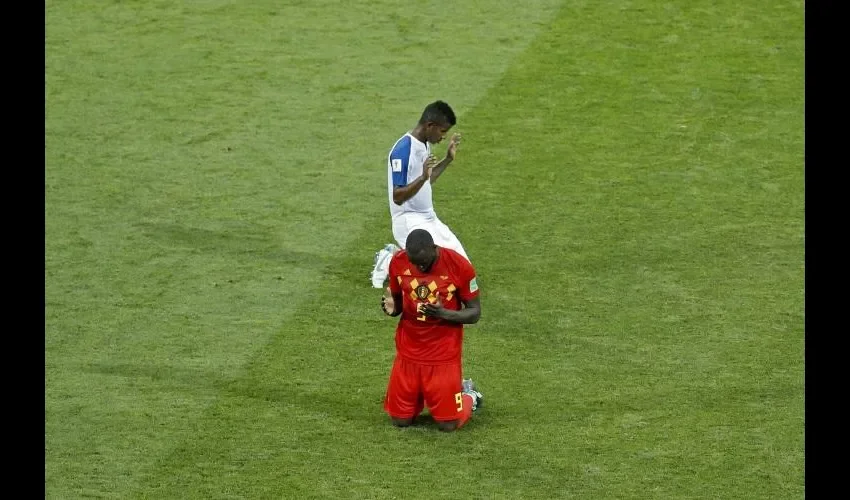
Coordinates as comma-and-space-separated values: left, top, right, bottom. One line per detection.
46, 0, 804, 498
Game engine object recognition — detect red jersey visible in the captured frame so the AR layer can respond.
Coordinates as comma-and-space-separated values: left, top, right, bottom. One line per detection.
388, 247, 480, 364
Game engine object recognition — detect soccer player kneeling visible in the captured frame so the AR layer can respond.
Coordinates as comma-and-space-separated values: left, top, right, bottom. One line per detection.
380, 229, 484, 432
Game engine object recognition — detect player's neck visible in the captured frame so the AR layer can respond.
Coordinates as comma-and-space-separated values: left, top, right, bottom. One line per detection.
410, 126, 429, 145
431, 247, 441, 270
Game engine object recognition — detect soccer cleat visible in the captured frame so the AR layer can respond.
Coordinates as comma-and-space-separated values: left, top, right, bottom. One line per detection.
370, 243, 399, 288
461, 378, 475, 393
462, 378, 484, 412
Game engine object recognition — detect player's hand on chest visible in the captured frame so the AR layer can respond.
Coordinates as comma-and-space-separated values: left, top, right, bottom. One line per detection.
398, 275, 460, 319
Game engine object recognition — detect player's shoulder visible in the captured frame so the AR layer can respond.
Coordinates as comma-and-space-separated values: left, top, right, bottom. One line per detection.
390, 248, 410, 266
389, 133, 412, 154
440, 248, 476, 273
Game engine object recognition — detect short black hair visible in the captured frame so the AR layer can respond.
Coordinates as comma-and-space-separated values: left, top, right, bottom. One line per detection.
406, 229, 434, 253
418, 100, 456, 126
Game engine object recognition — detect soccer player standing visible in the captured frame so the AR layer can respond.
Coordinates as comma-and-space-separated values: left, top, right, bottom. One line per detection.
380, 229, 483, 431
370, 100, 470, 288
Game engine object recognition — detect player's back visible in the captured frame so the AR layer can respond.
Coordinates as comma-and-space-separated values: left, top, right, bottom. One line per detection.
387, 133, 434, 218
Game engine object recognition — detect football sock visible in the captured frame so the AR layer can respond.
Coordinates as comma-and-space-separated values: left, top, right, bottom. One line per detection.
455, 393, 475, 429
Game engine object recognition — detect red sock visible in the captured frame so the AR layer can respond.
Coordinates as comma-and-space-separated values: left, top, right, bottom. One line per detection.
455, 394, 475, 429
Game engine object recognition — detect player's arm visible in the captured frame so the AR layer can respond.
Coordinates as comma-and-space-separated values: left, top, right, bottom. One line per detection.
392, 155, 437, 205
392, 176, 428, 205
382, 257, 404, 317
430, 296, 480, 324
429, 134, 461, 185
381, 287, 403, 317
422, 256, 480, 323
428, 157, 452, 185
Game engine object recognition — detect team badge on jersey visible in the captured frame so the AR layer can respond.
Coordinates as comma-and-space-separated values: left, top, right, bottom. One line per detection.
415, 284, 430, 300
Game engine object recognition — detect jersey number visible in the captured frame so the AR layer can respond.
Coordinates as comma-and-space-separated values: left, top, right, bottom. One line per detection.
416, 303, 427, 321
455, 392, 463, 412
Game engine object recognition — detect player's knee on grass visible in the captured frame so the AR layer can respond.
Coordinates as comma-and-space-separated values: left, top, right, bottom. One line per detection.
391, 417, 415, 428
436, 419, 461, 432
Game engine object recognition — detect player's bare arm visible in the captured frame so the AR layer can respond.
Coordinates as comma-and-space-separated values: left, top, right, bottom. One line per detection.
392, 155, 438, 205
429, 133, 461, 185
381, 287, 402, 317
421, 294, 481, 324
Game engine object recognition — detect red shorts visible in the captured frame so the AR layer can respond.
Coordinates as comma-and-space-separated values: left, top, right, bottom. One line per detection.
384, 356, 464, 422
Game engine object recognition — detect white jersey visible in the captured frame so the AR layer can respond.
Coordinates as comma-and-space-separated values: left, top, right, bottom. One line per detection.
387, 132, 433, 219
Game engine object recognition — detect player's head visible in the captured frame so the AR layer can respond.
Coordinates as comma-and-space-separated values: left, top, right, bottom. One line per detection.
406, 229, 438, 273
418, 101, 456, 144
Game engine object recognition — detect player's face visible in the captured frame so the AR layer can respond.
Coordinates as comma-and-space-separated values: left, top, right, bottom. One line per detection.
409, 245, 438, 273
427, 122, 452, 144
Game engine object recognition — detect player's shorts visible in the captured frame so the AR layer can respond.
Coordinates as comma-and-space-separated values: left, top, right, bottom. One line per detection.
384, 356, 465, 422
391, 212, 469, 262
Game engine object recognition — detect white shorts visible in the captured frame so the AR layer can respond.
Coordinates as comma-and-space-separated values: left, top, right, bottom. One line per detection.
392, 212, 470, 262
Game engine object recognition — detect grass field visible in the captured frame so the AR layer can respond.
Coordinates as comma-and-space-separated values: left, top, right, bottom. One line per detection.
45, 0, 804, 498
